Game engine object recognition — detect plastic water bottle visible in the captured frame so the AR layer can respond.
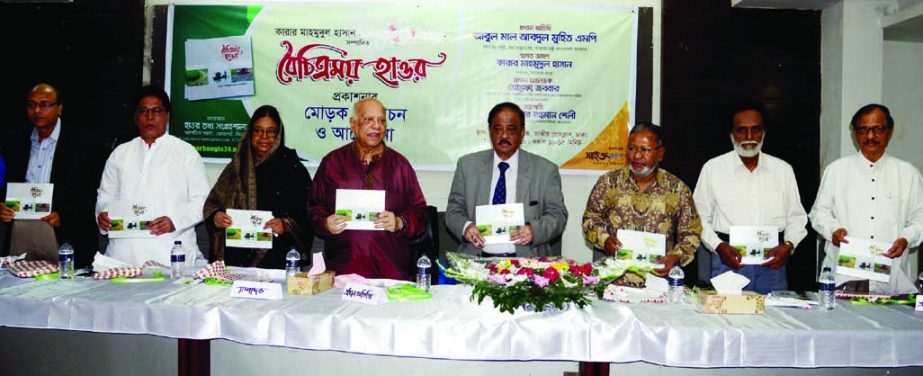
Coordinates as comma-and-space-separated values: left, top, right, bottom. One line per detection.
819, 267, 836, 311
170, 240, 185, 280
58, 241, 74, 279
416, 254, 432, 292
916, 271, 923, 294
667, 265, 684, 304
285, 248, 301, 278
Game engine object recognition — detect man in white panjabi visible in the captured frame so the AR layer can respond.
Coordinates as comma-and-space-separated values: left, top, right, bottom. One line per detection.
95, 86, 210, 266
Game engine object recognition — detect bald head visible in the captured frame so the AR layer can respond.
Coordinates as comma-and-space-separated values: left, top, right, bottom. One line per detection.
26, 83, 63, 133
349, 98, 387, 151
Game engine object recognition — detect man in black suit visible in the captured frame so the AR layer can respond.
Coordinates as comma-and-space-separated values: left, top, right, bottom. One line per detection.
0, 83, 103, 268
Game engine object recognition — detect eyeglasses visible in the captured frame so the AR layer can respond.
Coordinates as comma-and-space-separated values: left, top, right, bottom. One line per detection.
854, 125, 891, 136
732, 125, 764, 136
251, 128, 278, 138
627, 146, 660, 155
136, 107, 167, 116
27, 101, 59, 110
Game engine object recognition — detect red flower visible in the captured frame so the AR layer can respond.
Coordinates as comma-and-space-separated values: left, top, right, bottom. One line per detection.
510, 259, 521, 267
538, 257, 550, 262
543, 267, 559, 282
500, 268, 511, 275
580, 263, 594, 275
489, 264, 497, 273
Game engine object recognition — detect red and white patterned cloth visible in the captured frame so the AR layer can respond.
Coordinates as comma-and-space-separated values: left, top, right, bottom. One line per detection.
195, 261, 230, 280
92, 267, 144, 280
7, 260, 58, 278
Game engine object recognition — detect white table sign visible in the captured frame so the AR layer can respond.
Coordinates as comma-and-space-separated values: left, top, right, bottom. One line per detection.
230, 280, 283, 300
341, 283, 389, 305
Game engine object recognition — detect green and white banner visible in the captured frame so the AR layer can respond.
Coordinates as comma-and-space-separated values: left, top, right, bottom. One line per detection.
168, 3, 637, 170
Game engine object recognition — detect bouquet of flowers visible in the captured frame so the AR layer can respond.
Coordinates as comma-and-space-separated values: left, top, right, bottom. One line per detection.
440, 252, 651, 314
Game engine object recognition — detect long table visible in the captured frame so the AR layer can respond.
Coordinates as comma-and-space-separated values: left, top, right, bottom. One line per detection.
1, 273, 922, 375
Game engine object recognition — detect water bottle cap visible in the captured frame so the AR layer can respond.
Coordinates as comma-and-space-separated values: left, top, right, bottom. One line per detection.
822, 267, 831, 272
174, 240, 182, 245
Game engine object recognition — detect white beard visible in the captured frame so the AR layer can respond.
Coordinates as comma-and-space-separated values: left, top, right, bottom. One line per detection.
731, 133, 763, 158
630, 163, 657, 178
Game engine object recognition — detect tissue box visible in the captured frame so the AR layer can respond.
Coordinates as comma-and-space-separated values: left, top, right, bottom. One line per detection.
287, 271, 335, 295
697, 291, 765, 314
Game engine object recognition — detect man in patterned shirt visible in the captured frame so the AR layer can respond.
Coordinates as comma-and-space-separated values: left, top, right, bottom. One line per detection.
582, 122, 701, 276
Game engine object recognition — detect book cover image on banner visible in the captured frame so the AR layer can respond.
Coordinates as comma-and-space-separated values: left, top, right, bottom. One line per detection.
185, 35, 255, 101
168, 3, 637, 168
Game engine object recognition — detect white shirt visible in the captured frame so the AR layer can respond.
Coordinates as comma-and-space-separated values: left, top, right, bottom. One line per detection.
96, 134, 210, 266
26, 118, 61, 184
693, 151, 808, 253
809, 152, 923, 295
462, 150, 520, 254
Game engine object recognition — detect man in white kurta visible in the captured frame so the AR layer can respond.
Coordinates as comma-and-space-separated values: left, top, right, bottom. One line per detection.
809, 104, 923, 295
694, 103, 807, 293
96, 86, 209, 266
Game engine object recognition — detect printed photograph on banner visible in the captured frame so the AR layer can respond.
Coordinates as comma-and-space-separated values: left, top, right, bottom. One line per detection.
729, 225, 778, 265
168, 5, 637, 167
4, 183, 54, 220
475, 203, 525, 244
334, 189, 385, 231
837, 237, 893, 283
106, 201, 157, 239
225, 209, 274, 249
184, 35, 254, 101
615, 229, 666, 267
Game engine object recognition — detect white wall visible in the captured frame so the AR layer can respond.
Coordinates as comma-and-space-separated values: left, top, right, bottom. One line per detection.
820, 0, 884, 169
882, 40, 923, 172
159, 0, 663, 263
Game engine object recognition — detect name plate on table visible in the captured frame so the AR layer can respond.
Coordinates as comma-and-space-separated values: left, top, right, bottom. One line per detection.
230, 281, 283, 300
615, 229, 665, 267
4, 183, 54, 220
106, 201, 156, 239
225, 209, 274, 249
916, 296, 923, 312
475, 203, 525, 244
729, 225, 778, 265
334, 189, 386, 231
838, 237, 892, 283
341, 283, 388, 305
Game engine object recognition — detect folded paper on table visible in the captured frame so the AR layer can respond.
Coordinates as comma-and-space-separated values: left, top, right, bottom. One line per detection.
838, 236, 892, 283
729, 225, 778, 265
106, 201, 157, 239
341, 283, 389, 305
231, 280, 283, 300
334, 189, 385, 231
4, 183, 54, 220
615, 229, 665, 267
224, 209, 274, 249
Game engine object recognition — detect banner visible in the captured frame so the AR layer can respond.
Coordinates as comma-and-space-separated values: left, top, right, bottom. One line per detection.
169, 3, 637, 170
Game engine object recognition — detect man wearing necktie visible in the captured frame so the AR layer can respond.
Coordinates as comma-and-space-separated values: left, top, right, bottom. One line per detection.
446, 102, 568, 257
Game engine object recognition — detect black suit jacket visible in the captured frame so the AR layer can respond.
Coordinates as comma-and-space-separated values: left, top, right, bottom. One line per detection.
1, 122, 105, 268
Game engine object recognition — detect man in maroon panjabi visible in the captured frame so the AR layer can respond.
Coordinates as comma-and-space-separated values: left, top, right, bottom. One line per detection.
308, 98, 428, 280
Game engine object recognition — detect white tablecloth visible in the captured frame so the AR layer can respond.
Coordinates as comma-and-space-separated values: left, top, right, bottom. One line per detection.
0, 273, 922, 368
